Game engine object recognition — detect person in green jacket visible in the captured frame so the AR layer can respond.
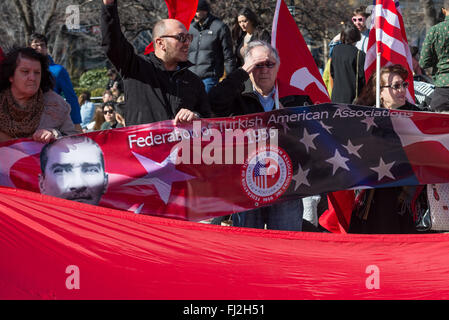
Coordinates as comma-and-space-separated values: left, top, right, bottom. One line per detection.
420, 1, 449, 112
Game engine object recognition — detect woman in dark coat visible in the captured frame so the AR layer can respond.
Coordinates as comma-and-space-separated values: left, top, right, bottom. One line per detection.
349, 64, 425, 234
232, 7, 271, 68
330, 23, 366, 104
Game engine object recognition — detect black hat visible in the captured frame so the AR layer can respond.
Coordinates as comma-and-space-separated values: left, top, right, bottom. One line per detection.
197, 0, 210, 12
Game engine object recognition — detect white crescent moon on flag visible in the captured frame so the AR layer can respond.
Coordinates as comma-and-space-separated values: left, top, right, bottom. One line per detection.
290, 67, 329, 97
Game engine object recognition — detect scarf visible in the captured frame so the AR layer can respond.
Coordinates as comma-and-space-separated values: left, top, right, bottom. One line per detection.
0, 87, 44, 138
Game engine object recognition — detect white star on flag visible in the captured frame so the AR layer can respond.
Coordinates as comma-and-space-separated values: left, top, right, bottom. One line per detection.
300, 128, 319, 153
124, 148, 194, 204
319, 121, 332, 134
292, 164, 310, 190
370, 157, 396, 181
361, 116, 377, 131
343, 139, 363, 159
326, 149, 350, 175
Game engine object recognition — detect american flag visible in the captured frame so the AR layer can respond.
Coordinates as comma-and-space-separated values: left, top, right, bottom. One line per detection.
365, 0, 415, 103
253, 160, 268, 189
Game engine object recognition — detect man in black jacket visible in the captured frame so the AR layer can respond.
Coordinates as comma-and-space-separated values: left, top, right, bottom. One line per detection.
188, 0, 236, 93
209, 40, 311, 231
101, 0, 211, 126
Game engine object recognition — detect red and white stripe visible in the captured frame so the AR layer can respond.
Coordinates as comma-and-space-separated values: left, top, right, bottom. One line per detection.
365, 0, 415, 103
254, 168, 267, 189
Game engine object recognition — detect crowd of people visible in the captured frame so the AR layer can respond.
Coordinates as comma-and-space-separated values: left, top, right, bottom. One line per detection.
0, 0, 448, 234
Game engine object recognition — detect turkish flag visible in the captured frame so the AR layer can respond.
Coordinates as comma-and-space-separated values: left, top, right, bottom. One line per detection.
144, 0, 198, 55
319, 190, 355, 234
271, 0, 330, 104
272, 0, 350, 233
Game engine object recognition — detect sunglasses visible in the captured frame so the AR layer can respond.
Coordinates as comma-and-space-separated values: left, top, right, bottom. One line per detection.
160, 33, 193, 43
255, 62, 277, 69
381, 81, 409, 90
352, 17, 365, 23
103, 110, 115, 115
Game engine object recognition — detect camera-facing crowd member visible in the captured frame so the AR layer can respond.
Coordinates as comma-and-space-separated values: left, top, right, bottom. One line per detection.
39, 136, 108, 206
101, 0, 211, 126
100, 101, 125, 130
0, 47, 78, 143
208, 40, 312, 231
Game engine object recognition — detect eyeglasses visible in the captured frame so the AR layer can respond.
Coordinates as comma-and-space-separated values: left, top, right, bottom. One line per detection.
103, 110, 115, 115
352, 17, 365, 23
159, 33, 193, 43
381, 81, 409, 90
255, 62, 277, 69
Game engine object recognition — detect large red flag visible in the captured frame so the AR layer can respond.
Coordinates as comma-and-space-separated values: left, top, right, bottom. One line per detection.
271, 0, 330, 104
144, 0, 198, 55
3, 186, 449, 300
364, 0, 415, 102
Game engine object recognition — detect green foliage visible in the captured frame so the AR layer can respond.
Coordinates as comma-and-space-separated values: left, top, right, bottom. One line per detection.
91, 87, 106, 98
79, 67, 109, 90
73, 87, 90, 97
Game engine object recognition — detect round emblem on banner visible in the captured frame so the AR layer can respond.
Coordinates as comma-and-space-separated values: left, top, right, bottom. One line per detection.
241, 145, 292, 205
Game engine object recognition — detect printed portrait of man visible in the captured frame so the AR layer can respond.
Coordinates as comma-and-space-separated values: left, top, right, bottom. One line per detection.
39, 136, 108, 205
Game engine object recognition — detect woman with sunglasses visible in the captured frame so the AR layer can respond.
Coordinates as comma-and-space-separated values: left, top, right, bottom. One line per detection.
354, 64, 420, 111
348, 64, 427, 234
100, 101, 125, 130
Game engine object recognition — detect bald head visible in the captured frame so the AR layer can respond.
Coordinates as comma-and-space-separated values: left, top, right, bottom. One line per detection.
153, 19, 191, 70
153, 19, 186, 39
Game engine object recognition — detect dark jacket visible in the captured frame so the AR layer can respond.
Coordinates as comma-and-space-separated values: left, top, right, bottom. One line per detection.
188, 14, 236, 80
348, 102, 425, 234
101, 2, 211, 126
330, 44, 365, 104
234, 30, 271, 68
208, 68, 312, 117
101, 121, 123, 130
